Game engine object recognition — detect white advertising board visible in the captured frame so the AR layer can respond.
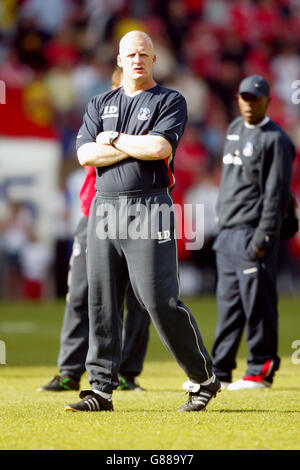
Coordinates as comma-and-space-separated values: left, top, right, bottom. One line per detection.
0, 137, 61, 243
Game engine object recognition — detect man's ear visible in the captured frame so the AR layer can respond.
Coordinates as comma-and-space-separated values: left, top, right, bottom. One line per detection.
265, 96, 271, 111
153, 54, 157, 66
117, 55, 122, 68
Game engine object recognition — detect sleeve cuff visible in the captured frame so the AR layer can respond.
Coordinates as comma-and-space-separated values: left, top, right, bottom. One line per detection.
251, 228, 275, 251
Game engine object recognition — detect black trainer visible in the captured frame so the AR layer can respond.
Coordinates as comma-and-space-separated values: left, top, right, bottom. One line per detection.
178, 376, 221, 412
118, 376, 145, 391
37, 375, 80, 392
65, 390, 114, 412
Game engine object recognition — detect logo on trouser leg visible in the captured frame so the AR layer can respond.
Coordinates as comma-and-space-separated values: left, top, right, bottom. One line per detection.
157, 230, 171, 243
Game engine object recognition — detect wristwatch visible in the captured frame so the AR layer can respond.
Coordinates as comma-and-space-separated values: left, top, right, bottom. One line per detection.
108, 131, 120, 147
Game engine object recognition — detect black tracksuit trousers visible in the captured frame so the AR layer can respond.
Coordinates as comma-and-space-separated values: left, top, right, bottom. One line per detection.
86, 189, 213, 393
212, 227, 280, 383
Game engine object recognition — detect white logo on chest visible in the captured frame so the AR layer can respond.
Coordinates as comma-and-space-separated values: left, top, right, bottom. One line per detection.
227, 134, 240, 141
243, 142, 254, 157
138, 107, 151, 121
102, 106, 119, 119
223, 153, 242, 165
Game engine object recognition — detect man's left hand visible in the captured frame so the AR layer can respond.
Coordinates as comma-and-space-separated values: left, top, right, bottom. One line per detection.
96, 131, 113, 145
253, 245, 266, 259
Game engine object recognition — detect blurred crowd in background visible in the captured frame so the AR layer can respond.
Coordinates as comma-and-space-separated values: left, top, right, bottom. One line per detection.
0, 0, 300, 300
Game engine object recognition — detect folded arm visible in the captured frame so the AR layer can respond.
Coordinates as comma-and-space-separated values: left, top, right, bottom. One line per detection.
77, 142, 128, 167
97, 132, 172, 161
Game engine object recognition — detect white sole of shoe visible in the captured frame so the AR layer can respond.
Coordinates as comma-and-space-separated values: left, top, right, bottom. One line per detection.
228, 379, 271, 390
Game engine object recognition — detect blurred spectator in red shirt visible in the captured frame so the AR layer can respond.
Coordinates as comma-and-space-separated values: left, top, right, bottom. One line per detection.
43, 27, 79, 68
243, 40, 273, 79
183, 21, 221, 80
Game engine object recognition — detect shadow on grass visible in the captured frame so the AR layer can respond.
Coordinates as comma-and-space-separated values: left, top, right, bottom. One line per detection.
273, 387, 300, 391
218, 409, 300, 413
111, 409, 300, 414
131, 389, 181, 393
58, 403, 300, 414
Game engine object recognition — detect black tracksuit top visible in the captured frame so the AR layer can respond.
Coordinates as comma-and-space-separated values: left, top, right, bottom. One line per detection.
76, 84, 187, 193
216, 116, 295, 250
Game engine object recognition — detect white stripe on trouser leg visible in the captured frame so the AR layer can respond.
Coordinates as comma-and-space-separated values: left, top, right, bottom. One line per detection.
178, 304, 210, 380
166, 188, 210, 381
264, 360, 274, 378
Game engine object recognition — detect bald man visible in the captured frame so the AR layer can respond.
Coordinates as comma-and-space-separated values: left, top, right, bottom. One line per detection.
66, 31, 220, 413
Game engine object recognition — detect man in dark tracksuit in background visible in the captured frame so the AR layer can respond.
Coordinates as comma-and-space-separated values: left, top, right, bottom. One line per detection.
212, 75, 295, 390
65, 30, 220, 413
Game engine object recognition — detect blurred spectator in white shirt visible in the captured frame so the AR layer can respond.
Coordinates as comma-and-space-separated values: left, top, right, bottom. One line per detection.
20, 228, 52, 300
0, 201, 33, 299
271, 43, 300, 110
19, 0, 74, 36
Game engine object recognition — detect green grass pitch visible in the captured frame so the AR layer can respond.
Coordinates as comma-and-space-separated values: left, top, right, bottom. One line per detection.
0, 296, 300, 450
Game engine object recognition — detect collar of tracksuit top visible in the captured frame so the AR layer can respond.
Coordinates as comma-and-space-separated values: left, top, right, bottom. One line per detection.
244, 116, 270, 129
